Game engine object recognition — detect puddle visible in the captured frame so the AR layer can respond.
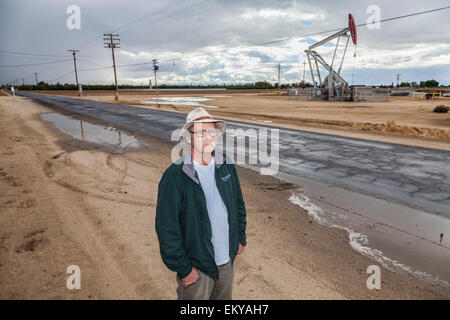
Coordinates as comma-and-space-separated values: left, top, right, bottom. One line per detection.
140, 96, 220, 108
41, 113, 140, 151
251, 117, 273, 123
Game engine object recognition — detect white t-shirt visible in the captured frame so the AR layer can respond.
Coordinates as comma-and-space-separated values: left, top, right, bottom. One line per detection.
193, 157, 230, 266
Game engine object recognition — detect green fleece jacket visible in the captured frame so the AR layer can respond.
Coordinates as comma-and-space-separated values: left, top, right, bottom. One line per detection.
155, 151, 247, 280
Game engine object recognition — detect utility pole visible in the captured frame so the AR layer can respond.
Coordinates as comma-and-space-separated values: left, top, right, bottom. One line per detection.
299, 61, 306, 88
396, 73, 401, 87
104, 33, 120, 101
68, 49, 82, 96
277, 63, 281, 96
67, 49, 82, 97
303, 61, 306, 82
152, 59, 159, 104
22, 78, 25, 86
33, 73, 39, 85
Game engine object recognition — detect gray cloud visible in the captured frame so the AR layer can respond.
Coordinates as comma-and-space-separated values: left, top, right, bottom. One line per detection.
1, 0, 450, 86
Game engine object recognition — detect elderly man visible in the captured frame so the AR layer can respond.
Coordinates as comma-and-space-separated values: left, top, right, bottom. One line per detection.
155, 107, 247, 300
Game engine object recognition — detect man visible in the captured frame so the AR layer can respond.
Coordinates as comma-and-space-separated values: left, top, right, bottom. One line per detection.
155, 107, 247, 300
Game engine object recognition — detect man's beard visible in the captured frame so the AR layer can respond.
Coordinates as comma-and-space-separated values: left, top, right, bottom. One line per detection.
195, 140, 215, 154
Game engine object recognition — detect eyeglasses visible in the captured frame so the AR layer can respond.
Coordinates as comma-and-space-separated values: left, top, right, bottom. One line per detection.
190, 129, 219, 137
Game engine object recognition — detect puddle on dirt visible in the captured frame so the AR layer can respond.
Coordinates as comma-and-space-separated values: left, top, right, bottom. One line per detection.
140, 96, 221, 108
251, 117, 273, 123
41, 113, 140, 151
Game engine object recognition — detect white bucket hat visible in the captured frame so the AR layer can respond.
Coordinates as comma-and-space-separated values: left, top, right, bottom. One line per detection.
179, 107, 225, 141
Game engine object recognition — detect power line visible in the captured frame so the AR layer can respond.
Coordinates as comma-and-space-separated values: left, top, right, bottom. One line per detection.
114, 0, 189, 34
72, 0, 211, 60
107, 5, 450, 82
4, 4, 450, 67
120, 0, 211, 35
102, 5, 450, 71
0, 58, 72, 68
162, 5, 450, 64
0, 52, 66, 62
116, 5, 445, 68
73, 0, 190, 51
47, 70, 75, 83
0, 50, 68, 57
78, 66, 112, 72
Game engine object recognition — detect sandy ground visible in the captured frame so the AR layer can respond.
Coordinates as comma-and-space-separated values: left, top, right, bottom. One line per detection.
1, 95, 449, 299
25, 90, 450, 151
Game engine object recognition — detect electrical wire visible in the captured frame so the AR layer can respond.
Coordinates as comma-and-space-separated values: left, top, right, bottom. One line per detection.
99, 5, 450, 71
78, 66, 112, 72
0, 58, 72, 68
120, 0, 211, 35
0, 50, 68, 58
47, 70, 75, 83
156, 5, 450, 65
73, 0, 191, 51
0, 53, 67, 62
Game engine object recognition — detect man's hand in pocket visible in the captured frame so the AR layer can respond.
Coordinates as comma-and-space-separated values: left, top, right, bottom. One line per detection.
181, 266, 199, 288
238, 243, 245, 255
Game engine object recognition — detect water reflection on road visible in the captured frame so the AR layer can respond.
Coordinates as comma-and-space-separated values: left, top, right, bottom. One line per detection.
41, 113, 140, 150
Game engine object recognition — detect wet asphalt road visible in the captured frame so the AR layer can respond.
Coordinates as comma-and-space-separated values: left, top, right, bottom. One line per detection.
18, 92, 450, 219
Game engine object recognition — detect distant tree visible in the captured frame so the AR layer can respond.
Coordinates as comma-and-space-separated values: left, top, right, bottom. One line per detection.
420, 79, 439, 88
428, 80, 439, 87
254, 81, 273, 89
399, 82, 411, 87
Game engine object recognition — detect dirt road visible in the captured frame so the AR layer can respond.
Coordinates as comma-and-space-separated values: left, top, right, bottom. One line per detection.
25, 90, 450, 150
1, 95, 449, 299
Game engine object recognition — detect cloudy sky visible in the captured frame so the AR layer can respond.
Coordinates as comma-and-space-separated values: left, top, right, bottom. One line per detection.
1, 0, 450, 86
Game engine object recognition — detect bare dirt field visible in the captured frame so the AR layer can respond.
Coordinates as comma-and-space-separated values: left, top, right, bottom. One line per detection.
26, 89, 450, 151
1, 95, 449, 299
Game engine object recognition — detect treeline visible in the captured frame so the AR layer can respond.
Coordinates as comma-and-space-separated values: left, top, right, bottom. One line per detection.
398, 80, 442, 88
2, 80, 312, 91
2, 79, 446, 90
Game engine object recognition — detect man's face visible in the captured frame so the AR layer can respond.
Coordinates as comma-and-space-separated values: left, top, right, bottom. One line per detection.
189, 122, 217, 155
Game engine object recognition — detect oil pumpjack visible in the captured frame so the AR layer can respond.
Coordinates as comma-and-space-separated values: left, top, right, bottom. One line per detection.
304, 14, 358, 100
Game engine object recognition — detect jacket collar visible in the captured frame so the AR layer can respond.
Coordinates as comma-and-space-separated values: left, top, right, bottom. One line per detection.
182, 145, 223, 184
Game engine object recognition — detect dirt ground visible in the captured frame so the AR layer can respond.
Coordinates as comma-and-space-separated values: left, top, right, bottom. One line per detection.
0, 95, 449, 299
25, 89, 450, 151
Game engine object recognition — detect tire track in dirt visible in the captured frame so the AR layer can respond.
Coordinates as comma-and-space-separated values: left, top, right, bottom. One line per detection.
1, 97, 168, 298
39, 148, 166, 297
43, 151, 155, 207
